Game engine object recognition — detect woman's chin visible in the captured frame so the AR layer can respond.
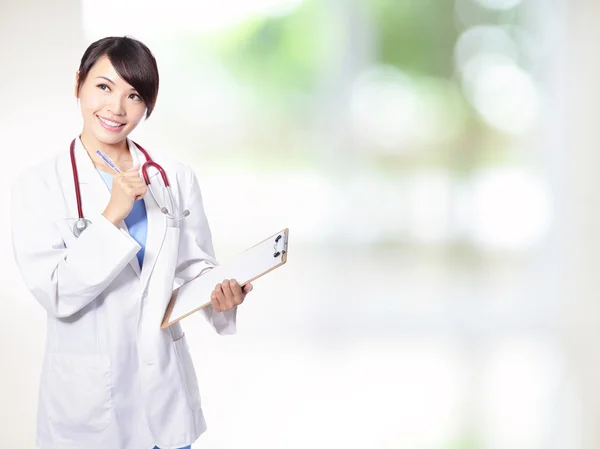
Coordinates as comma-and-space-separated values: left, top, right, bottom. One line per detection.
92, 127, 130, 145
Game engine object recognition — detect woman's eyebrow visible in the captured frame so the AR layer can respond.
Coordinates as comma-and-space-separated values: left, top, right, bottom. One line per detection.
95, 76, 138, 91
96, 76, 115, 85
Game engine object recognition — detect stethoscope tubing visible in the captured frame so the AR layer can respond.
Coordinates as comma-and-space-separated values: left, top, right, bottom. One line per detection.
69, 138, 188, 237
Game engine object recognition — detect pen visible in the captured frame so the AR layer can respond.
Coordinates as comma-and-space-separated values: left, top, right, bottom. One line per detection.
96, 150, 122, 173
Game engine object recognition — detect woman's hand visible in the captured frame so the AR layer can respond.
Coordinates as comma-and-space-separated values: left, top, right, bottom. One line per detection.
102, 164, 147, 226
210, 279, 253, 312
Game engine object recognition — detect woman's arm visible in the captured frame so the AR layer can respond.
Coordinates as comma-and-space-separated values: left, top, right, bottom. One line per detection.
10, 173, 141, 318
174, 168, 237, 335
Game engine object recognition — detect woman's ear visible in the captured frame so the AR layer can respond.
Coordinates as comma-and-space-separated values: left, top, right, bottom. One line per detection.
74, 70, 80, 98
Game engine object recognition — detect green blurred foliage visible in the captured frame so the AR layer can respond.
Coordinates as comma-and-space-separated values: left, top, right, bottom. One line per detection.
366, 0, 460, 78
177, 0, 530, 173
209, 0, 463, 90
208, 1, 331, 95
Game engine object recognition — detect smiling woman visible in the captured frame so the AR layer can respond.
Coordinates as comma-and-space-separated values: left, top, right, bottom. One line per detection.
10, 35, 253, 449
75, 37, 158, 169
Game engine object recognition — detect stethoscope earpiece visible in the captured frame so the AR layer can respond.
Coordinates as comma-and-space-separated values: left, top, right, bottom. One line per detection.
159, 207, 190, 219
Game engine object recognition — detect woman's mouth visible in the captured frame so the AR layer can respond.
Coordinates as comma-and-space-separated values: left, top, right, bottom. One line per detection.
97, 115, 125, 132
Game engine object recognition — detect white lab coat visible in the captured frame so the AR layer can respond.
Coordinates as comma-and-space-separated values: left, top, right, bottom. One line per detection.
10, 138, 236, 449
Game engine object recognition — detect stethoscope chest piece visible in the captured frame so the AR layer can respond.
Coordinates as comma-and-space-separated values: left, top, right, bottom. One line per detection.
73, 218, 92, 238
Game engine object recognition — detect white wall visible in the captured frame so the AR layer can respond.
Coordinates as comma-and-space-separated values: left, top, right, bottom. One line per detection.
561, 1, 600, 448
0, 0, 85, 445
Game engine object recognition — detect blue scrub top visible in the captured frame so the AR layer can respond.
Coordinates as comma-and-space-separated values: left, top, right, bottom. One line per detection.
97, 170, 148, 268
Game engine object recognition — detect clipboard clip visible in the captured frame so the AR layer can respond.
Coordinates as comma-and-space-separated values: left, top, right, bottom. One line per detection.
273, 233, 288, 258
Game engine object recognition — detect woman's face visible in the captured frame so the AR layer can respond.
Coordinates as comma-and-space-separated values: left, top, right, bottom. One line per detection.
76, 56, 147, 146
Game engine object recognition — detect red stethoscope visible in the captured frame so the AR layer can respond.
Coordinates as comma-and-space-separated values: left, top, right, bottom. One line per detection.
69, 139, 190, 237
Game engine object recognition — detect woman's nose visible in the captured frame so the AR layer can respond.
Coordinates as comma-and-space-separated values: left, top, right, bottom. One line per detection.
108, 97, 126, 115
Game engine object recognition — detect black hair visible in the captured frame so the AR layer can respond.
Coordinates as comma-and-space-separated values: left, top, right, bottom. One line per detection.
76, 36, 159, 118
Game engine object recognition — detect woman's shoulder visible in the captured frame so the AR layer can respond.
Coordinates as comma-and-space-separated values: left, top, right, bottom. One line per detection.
11, 151, 71, 219
147, 147, 199, 184
154, 152, 192, 174
13, 149, 71, 189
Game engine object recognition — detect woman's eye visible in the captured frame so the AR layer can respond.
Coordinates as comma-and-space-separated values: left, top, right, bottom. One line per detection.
130, 93, 141, 101
97, 84, 110, 92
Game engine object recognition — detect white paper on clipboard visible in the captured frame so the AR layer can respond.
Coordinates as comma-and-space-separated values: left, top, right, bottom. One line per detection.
161, 228, 289, 328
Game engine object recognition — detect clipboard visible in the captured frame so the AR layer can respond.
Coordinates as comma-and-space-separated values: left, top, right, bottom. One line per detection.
161, 228, 289, 329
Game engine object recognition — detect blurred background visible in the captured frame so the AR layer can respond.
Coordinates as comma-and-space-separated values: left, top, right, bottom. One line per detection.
2, 0, 599, 447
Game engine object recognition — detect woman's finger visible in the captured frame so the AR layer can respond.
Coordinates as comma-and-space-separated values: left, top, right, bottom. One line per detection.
220, 280, 233, 300
228, 279, 244, 304
214, 283, 226, 309
229, 279, 242, 297
211, 291, 221, 312
221, 280, 238, 309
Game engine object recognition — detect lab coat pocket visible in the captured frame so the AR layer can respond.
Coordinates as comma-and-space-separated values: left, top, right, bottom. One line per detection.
45, 353, 113, 435
173, 334, 202, 412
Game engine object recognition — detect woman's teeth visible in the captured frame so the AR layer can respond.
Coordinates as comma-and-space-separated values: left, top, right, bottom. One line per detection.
98, 116, 124, 127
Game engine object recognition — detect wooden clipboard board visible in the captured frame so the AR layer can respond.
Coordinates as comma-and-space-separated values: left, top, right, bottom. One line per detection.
161, 228, 289, 329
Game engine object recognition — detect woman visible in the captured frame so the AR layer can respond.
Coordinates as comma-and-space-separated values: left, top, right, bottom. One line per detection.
10, 36, 252, 449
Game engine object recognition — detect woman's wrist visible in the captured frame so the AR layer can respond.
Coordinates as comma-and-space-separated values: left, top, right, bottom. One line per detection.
101, 208, 122, 226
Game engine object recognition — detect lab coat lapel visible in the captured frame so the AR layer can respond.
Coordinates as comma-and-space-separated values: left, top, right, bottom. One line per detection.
72, 138, 112, 223
73, 138, 143, 278
122, 144, 142, 277
128, 140, 167, 293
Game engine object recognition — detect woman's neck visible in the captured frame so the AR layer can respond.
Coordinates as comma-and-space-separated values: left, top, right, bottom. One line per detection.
80, 129, 132, 170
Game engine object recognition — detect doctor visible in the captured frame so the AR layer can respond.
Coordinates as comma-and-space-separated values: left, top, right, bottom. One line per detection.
10, 36, 252, 449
